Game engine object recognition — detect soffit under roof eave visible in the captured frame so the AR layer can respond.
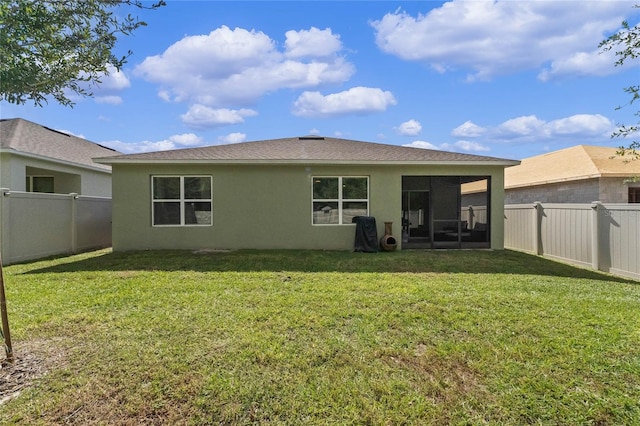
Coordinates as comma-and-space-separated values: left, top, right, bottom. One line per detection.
95, 158, 520, 167
2, 148, 112, 174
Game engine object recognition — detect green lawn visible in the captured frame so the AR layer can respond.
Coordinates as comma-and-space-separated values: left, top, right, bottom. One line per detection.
1, 249, 638, 425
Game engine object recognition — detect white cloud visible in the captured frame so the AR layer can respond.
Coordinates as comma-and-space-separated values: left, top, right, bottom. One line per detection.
452, 140, 490, 152
217, 133, 247, 144
95, 95, 123, 105
497, 115, 546, 137
166, 133, 204, 147
404, 139, 490, 153
101, 133, 204, 154
546, 114, 612, 136
488, 113, 614, 142
309, 128, 321, 135
495, 114, 614, 140
396, 119, 422, 136
181, 104, 258, 129
403, 140, 439, 150
370, 1, 633, 80
76, 64, 131, 104
452, 121, 486, 138
538, 49, 631, 81
97, 65, 131, 91
135, 25, 355, 107
285, 27, 342, 58
407, 140, 491, 153
292, 86, 396, 117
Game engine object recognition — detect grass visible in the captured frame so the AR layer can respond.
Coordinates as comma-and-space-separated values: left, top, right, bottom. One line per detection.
1, 248, 639, 425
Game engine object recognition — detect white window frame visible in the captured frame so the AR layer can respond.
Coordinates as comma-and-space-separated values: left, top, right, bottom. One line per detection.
151, 175, 213, 227
312, 176, 369, 225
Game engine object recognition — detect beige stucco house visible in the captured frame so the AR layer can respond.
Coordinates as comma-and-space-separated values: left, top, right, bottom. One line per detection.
96, 136, 519, 251
504, 145, 640, 204
0, 118, 117, 196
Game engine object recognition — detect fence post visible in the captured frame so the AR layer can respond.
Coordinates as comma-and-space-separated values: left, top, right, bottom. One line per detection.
0, 188, 13, 362
591, 201, 601, 271
0, 189, 10, 265
468, 205, 474, 230
533, 201, 542, 255
70, 193, 79, 254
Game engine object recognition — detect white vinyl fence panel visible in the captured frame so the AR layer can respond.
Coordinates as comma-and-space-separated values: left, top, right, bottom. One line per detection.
540, 204, 593, 268
599, 205, 640, 279
505, 202, 640, 280
504, 204, 534, 252
0, 189, 111, 265
76, 196, 112, 252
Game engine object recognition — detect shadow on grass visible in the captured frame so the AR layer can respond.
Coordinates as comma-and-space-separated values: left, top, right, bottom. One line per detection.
20, 249, 637, 284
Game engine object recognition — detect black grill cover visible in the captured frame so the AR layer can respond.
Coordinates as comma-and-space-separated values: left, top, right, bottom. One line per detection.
352, 216, 378, 252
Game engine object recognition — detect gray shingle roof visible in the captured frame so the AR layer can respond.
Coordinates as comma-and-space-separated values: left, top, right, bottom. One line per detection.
96, 136, 518, 166
0, 118, 119, 171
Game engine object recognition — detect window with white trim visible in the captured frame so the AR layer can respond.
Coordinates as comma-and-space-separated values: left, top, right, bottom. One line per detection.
152, 176, 212, 226
312, 176, 368, 225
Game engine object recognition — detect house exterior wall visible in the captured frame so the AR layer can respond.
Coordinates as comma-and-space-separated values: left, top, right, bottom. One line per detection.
0, 151, 112, 196
111, 163, 507, 252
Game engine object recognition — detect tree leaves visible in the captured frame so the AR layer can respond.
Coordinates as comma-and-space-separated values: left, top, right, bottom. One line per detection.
599, 5, 640, 160
0, 0, 165, 107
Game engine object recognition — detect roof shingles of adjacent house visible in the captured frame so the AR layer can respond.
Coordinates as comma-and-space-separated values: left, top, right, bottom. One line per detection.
505, 145, 640, 189
0, 118, 120, 171
95, 136, 519, 166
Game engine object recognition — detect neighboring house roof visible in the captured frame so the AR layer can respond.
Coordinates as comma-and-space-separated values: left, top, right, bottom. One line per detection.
505, 145, 640, 189
0, 118, 119, 172
95, 136, 519, 166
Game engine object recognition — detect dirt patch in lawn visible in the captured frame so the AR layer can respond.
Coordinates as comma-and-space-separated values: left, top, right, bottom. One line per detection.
385, 343, 493, 405
0, 338, 68, 405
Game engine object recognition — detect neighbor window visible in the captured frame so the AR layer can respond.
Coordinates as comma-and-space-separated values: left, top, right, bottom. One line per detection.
312, 176, 368, 225
152, 176, 212, 226
26, 176, 54, 193
630, 187, 640, 203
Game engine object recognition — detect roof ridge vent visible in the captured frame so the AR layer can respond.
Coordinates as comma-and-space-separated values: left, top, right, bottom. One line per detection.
298, 136, 325, 141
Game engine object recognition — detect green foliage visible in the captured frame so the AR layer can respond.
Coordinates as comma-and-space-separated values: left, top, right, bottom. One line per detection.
1, 249, 638, 424
600, 7, 640, 160
0, 0, 165, 107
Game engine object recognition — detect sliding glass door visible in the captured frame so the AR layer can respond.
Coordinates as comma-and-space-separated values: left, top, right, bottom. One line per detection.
402, 175, 491, 249
431, 177, 462, 248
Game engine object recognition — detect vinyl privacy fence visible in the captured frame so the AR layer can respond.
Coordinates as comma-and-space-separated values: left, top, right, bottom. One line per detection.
505, 202, 640, 280
0, 189, 112, 265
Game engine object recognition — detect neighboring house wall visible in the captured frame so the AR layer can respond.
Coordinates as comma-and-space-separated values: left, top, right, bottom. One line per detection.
505, 177, 640, 204
111, 163, 506, 252
461, 191, 489, 207
0, 152, 112, 196
505, 179, 600, 204
599, 177, 640, 203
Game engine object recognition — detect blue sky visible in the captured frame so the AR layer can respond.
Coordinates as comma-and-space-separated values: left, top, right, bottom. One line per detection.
2, 0, 640, 160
